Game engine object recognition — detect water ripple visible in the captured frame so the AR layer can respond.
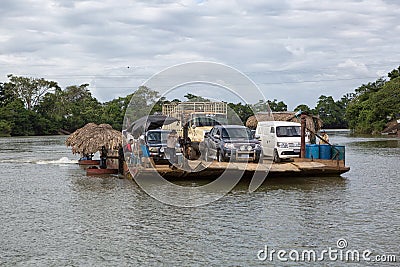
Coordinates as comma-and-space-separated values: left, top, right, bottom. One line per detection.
0, 135, 398, 266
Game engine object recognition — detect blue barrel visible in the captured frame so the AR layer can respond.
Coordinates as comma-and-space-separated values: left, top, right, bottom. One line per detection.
305, 144, 310, 158
319, 144, 332, 159
332, 145, 345, 160
306, 144, 319, 159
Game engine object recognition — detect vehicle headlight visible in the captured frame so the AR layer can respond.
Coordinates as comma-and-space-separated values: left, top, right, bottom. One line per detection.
293, 142, 301, 147
159, 147, 164, 153
247, 145, 253, 151
224, 143, 235, 149
149, 147, 158, 152
277, 142, 289, 148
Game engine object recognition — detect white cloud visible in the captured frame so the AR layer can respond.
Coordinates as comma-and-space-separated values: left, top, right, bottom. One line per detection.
0, 0, 399, 109
337, 59, 369, 74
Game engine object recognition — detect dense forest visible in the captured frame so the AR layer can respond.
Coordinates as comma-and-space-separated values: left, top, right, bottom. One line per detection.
0, 66, 399, 137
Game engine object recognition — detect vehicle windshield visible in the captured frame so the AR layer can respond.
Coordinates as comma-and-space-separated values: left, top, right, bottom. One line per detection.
191, 115, 228, 127
276, 126, 301, 137
221, 128, 253, 139
146, 131, 170, 143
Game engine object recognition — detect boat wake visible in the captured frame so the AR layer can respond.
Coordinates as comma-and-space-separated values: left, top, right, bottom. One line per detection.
0, 158, 34, 164
0, 157, 78, 165
36, 157, 78, 165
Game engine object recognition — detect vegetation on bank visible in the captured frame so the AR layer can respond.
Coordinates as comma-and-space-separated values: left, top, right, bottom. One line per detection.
345, 67, 400, 134
0, 67, 399, 136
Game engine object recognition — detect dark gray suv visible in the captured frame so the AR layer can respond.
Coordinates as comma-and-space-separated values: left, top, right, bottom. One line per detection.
202, 125, 262, 162
145, 129, 171, 163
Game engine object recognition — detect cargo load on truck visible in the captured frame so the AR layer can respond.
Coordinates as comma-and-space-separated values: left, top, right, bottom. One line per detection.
162, 102, 228, 159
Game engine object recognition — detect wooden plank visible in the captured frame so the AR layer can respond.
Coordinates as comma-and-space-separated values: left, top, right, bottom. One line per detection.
126, 157, 349, 179
270, 163, 301, 172
292, 161, 326, 169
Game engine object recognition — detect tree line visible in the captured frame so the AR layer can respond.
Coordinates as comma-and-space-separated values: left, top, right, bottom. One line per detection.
0, 66, 399, 136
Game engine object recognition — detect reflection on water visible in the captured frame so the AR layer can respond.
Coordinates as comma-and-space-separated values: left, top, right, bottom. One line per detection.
351, 139, 400, 148
0, 134, 399, 266
171, 176, 348, 193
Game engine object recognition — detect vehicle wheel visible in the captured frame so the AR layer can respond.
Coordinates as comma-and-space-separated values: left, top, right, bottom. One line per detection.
273, 149, 281, 163
254, 152, 263, 163
218, 151, 226, 162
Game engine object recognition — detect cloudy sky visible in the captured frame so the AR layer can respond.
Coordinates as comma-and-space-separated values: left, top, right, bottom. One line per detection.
1, 0, 399, 109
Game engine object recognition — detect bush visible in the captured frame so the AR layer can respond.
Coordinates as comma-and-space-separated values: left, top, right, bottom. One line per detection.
0, 120, 12, 137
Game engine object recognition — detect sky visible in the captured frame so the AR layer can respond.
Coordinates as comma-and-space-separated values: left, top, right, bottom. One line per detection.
0, 0, 399, 109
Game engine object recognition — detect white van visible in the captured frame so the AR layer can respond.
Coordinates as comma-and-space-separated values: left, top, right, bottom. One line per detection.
256, 121, 301, 162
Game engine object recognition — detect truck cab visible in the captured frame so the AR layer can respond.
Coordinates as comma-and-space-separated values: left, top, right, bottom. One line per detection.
162, 102, 228, 159
187, 113, 228, 143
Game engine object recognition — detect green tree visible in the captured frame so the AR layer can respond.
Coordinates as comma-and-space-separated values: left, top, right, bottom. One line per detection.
345, 66, 400, 133
252, 99, 287, 113
359, 77, 400, 132
388, 66, 400, 80
6, 74, 59, 110
372, 77, 400, 119
354, 78, 385, 102
338, 93, 354, 110
101, 95, 133, 131
315, 95, 347, 128
267, 99, 287, 112
227, 102, 253, 124
0, 81, 39, 135
294, 104, 312, 113
184, 93, 210, 102
0, 98, 37, 135
345, 78, 386, 133
35, 88, 65, 134
124, 86, 161, 126
151, 96, 173, 114
0, 120, 12, 137
0, 82, 18, 107
35, 84, 103, 133
62, 84, 103, 132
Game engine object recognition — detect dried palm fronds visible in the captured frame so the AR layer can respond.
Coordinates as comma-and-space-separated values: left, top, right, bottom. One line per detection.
66, 123, 122, 155
246, 112, 323, 133
65, 123, 97, 147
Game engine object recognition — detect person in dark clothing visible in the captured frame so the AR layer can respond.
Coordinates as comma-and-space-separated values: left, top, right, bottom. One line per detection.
99, 146, 107, 169
166, 130, 178, 166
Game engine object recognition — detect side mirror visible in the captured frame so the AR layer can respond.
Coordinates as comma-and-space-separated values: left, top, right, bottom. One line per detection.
255, 134, 261, 140
214, 134, 220, 139
204, 132, 209, 138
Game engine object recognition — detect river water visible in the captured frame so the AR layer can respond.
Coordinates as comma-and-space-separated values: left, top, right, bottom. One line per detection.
0, 132, 399, 266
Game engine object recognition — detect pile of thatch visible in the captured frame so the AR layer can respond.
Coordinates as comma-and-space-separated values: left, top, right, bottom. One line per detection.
246, 112, 323, 133
66, 123, 123, 155
382, 119, 400, 135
